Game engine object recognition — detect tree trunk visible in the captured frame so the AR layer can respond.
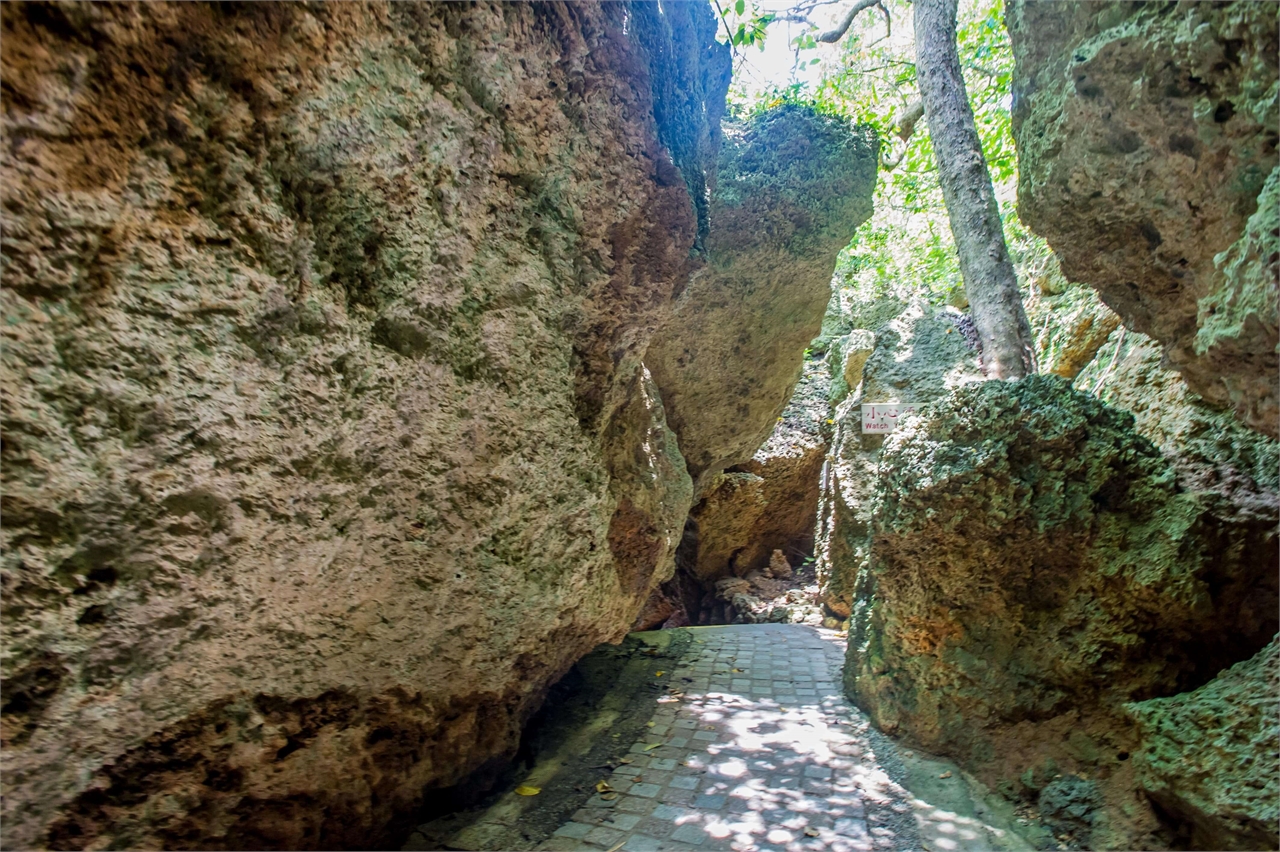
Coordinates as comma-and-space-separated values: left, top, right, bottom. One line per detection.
914, 0, 1035, 379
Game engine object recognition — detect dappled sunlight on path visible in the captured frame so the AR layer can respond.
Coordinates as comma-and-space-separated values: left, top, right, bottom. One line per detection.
537, 625, 1029, 852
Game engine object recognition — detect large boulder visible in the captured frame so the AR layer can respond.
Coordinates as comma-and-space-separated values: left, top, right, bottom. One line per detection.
1126, 637, 1280, 852
1008, 0, 1279, 437
1097, 334, 1280, 533
845, 375, 1278, 849
816, 301, 984, 620
680, 357, 832, 587
646, 106, 878, 486
0, 3, 750, 849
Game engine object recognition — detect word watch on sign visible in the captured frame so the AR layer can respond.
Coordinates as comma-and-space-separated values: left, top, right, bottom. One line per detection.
861, 403, 919, 433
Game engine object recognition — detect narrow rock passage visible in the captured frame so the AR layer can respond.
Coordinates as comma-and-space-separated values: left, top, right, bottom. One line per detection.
425, 624, 1037, 852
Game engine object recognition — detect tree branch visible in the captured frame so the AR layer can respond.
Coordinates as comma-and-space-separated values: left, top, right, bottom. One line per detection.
711, 0, 740, 61
816, 0, 882, 43
895, 99, 924, 142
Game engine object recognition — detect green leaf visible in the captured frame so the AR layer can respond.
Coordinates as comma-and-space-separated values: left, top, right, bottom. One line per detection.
735, 0, 745, 15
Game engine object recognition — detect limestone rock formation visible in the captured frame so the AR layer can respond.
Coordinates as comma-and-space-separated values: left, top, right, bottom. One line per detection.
1008, 0, 1279, 436
0, 2, 879, 848
1098, 334, 1280, 533
635, 355, 840, 629
679, 357, 833, 589
815, 301, 984, 620
1126, 637, 1280, 852
844, 375, 1278, 849
646, 107, 878, 485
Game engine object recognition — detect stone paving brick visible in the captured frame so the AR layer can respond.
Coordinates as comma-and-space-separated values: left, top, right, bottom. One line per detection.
538, 624, 1016, 852
585, 825, 626, 846
671, 823, 710, 845
553, 822, 592, 839
617, 796, 659, 816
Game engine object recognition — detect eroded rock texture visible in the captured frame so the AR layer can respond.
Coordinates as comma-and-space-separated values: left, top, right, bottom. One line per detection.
647, 107, 877, 485
844, 376, 1278, 849
1127, 637, 1280, 852
683, 357, 832, 588
1009, 0, 1279, 437
816, 301, 984, 621
0, 2, 802, 848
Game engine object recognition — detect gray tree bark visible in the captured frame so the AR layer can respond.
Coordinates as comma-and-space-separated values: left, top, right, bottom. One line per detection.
913, 0, 1035, 378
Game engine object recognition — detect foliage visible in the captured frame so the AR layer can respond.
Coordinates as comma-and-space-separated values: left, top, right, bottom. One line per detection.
717, 1, 776, 50
718, 0, 1060, 339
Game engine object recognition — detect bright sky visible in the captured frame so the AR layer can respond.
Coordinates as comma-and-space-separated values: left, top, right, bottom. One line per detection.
709, 0, 908, 100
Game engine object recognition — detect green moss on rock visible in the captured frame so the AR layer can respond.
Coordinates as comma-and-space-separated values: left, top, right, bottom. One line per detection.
845, 375, 1278, 849
1126, 637, 1280, 852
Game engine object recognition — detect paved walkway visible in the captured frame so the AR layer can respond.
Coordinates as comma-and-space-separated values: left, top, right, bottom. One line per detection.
534, 625, 1030, 852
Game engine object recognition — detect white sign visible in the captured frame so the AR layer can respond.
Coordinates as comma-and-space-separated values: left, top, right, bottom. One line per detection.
862, 403, 920, 433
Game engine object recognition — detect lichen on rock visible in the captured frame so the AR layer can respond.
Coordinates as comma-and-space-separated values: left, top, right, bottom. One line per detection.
1125, 637, 1280, 852
843, 374, 1278, 849
1008, 0, 1279, 436
0, 2, 742, 848
647, 105, 878, 486
815, 300, 983, 621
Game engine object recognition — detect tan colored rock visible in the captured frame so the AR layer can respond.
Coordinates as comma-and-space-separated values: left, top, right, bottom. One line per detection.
815, 301, 983, 619
648, 106, 878, 485
1009, 0, 1279, 436
767, 550, 793, 580
715, 577, 752, 600
841, 331, 877, 392
0, 3, 726, 849
676, 357, 832, 589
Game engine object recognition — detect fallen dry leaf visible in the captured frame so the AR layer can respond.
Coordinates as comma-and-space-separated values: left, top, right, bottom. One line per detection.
804, 828, 820, 837
938, 771, 952, 779
644, 742, 663, 751
600, 791, 619, 801
596, 781, 614, 793
514, 785, 541, 796
655, 671, 665, 677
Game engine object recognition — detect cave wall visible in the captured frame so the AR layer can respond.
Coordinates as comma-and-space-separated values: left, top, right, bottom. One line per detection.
1007, 0, 1279, 438
0, 3, 745, 848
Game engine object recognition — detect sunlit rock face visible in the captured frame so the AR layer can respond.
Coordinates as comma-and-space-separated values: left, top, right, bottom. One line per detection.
0, 2, 882, 847
844, 375, 1278, 850
1008, 0, 1279, 438
816, 301, 984, 622
647, 106, 878, 489
0, 2, 727, 848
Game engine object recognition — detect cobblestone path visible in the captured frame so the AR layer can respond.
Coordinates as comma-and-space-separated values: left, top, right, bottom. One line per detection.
535, 624, 1027, 852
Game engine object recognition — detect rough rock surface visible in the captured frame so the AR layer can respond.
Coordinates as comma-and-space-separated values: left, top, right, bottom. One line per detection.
0, 2, 822, 848
634, 355, 837, 631
646, 107, 877, 485
1098, 334, 1280, 532
815, 301, 984, 620
1126, 636, 1280, 852
1008, 0, 1279, 436
681, 356, 833, 587
844, 376, 1279, 849
1023, 268, 1123, 382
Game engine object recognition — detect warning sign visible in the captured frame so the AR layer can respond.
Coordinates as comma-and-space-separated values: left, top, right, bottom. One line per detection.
861, 403, 920, 433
